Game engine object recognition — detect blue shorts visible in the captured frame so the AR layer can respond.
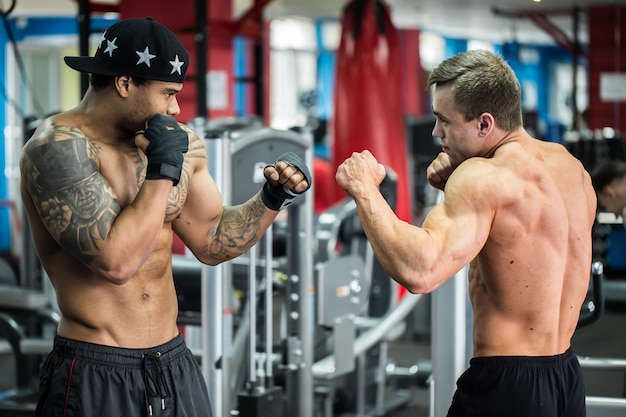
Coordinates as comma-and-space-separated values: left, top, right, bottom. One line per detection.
447, 347, 585, 417
34, 333, 212, 417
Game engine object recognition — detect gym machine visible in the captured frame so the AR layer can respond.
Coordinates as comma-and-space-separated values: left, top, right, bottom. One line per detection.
173, 119, 434, 417
312, 184, 430, 417
0, 284, 59, 415
566, 127, 626, 416
578, 262, 626, 417
177, 118, 315, 417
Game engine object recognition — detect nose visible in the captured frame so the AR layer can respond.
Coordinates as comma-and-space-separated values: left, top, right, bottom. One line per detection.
167, 97, 181, 117
432, 120, 443, 139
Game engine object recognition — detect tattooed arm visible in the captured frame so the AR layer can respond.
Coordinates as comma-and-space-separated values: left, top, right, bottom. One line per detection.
19, 122, 174, 284
172, 129, 281, 265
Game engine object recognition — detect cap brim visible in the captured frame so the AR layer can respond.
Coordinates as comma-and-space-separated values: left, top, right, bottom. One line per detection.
64, 56, 122, 77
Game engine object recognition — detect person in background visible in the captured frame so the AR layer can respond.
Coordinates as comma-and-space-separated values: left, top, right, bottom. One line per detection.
592, 160, 626, 217
335, 49, 596, 417
19, 17, 310, 417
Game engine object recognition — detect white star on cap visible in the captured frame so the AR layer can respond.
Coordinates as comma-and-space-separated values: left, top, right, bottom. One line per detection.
169, 55, 185, 75
103, 38, 118, 57
136, 46, 156, 67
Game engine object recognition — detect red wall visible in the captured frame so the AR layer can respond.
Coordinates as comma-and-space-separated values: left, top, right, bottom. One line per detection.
118, 1, 238, 255
587, 5, 626, 133
118, 0, 236, 123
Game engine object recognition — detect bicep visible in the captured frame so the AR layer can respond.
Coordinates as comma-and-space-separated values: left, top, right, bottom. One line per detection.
21, 136, 121, 265
422, 178, 494, 270
172, 139, 224, 255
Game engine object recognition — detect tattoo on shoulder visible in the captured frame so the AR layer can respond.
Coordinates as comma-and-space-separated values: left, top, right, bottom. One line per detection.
21, 124, 120, 265
173, 130, 206, 191
184, 128, 208, 160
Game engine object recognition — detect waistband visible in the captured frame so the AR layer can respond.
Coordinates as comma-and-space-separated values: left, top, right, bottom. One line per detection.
52, 333, 188, 368
470, 346, 577, 367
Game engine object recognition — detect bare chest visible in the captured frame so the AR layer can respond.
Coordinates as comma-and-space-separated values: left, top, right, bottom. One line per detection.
96, 144, 186, 222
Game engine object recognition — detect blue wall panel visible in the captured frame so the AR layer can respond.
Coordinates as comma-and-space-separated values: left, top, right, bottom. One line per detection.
0, 15, 115, 253
0, 16, 8, 252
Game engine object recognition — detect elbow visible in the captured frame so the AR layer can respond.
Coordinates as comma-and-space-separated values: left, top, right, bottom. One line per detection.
393, 268, 436, 295
202, 258, 222, 267
402, 269, 451, 294
92, 261, 137, 286
190, 249, 227, 267
102, 270, 133, 286
403, 281, 435, 295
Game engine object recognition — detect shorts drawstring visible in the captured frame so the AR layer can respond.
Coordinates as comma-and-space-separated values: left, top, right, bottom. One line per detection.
44, 334, 204, 417
142, 352, 171, 416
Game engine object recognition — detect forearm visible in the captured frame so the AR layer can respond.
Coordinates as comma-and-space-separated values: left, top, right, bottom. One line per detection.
353, 190, 441, 293
89, 113, 188, 281
337, 152, 488, 294
88, 180, 173, 283
193, 192, 277, 265
179, 151, 310, 265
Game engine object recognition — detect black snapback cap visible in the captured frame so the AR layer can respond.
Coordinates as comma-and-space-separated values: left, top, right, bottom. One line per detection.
64, 17, 189, 83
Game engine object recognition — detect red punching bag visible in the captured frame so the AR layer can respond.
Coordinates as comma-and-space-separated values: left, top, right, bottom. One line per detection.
331, 0, 412, 223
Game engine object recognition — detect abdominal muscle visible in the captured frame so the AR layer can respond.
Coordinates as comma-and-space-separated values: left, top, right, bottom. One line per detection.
50, 246, 180, 349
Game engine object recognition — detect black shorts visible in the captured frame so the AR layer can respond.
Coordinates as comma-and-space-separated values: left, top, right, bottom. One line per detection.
447, 347, 585, 417
35, 333, 212, 417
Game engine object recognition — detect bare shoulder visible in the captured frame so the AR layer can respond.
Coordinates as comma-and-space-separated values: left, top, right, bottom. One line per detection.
23, 117, 87, 152
447, 157, 511, 199
20, 118, 99, 186
535, 140, 593, 192
540, 140, 596, 214
451, 157, 498, 180
173, 124, 208, 189
546, 141, 589, 175
20, 117, 120, 265
181, 124, 208, 160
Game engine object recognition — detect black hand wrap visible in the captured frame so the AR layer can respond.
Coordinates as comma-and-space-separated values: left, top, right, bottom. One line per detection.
143, 114, 189, 186
261, 152, 312, 211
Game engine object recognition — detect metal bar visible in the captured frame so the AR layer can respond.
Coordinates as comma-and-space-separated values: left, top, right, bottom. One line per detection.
578, 357, 626, 370
376, 340, 388, 414
587, 384, 626, 416
265, 225, 274, 382
587, 396, 626, 406
285, 179, 315, 417
253, 39, 264, 118
195, 0, 208, 118
203, 131, 232, 417
313, 292, 422, 377
432, 265, 470, 417
356, 353, 366, 415
78, 0, 90, 98
571, 6, 581, 131
248, 245, 257, 387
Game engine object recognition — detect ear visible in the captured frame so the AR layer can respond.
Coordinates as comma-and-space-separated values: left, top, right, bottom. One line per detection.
602, 184, 617, 200
114, 76, 131, 97
477, 113, 495, 136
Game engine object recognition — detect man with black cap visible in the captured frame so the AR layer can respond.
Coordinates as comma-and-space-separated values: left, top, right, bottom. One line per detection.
19, 17, 311, 417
